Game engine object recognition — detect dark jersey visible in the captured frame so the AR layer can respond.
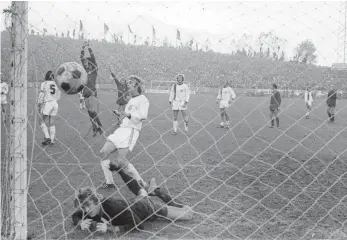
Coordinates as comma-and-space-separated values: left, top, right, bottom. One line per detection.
270, 90, 281, 110
72, 196, 162, 231
327, 90, 337, 107
110, 72, 129, 105
80, 47, 98, 97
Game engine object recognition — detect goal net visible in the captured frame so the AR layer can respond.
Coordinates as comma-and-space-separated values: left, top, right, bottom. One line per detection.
2, 1, 347, 240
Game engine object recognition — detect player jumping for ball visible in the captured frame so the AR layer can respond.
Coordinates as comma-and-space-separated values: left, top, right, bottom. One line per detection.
99, 75, 149, 190
38, 71, 61, 146
169, 74, 190, 135
269, 83, 281, 128
110, 69, 130, 125
327, 86, 337, 123
72, 177, 193, 233
216, 81, 236, 128
80, 41, 103, 137
304, 87, 313, 119
0, 73, 9, 123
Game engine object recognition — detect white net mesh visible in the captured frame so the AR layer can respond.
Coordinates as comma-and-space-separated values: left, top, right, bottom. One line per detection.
2, 1, 347, 240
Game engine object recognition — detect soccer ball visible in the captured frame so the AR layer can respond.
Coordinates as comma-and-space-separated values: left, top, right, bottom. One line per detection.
54, 62, 87, 95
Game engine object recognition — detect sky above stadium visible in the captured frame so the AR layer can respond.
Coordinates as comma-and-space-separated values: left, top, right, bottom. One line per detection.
0, 1, 341, 66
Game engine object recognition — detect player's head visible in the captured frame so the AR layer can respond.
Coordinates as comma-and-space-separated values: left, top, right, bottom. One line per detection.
272, 83, 278, 90
74, 187, 103, 217
45, 71, 54, 81
83, 57, 94, 70
223, 81, 229, 88
128, 75, 144, 95
176, 74, 184, 85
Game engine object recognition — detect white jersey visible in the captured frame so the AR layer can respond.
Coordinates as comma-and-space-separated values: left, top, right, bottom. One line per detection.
304, 91, 313, 104
217, 86, 236, 102
38, 80, 61, 103
120, 94, 149, 131
169, 83, 190, 103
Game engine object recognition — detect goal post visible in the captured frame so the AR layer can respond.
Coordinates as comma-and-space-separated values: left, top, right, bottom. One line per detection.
148, 80, 196, 94
4, 2, 28, 240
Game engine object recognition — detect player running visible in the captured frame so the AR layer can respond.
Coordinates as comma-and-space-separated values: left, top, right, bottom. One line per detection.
0, 73, 9, 122
304, 87, 313, 119
99, 75, 149, 190
78, 92, 86, 110
110, 69, 130, 124
80, 41, 103, 137
269, 83, 281, 128
169, 74, 190, 135
327, 86, 337, 123
72, 178, 193, 233
216, 81, 236, 128
38, 71, 61, 146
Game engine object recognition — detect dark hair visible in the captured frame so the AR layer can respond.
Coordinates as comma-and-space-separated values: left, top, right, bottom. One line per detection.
129, 75, 144, 94
272, 83, 278, 89
45, 71, 54, 81
176, 74, 185, 81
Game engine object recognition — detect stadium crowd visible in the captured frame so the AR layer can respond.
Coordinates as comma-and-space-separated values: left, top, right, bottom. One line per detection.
1, 32, 345, 92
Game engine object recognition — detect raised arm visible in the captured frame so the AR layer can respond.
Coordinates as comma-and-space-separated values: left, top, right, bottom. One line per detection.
87, 46, 97, 69
80, 44, 86, 66
110, 70, 122, 88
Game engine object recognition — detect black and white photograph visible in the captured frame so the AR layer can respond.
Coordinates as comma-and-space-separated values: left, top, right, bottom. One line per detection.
1, 1, 347, 239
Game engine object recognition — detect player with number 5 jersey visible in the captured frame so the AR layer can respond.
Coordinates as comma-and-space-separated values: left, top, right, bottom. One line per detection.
38, 70, 61, 146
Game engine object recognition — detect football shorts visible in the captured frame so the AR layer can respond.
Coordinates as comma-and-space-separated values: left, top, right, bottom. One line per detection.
172, 100, 187, 111
1, 95, 7, 104
306, 101, 312, 109
219, 100, 230, 109
107, 127, 139, 151
41, 101, 58, 116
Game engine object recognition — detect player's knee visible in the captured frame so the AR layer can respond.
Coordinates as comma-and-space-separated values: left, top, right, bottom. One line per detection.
101, 159, 110, 168
117, 158, 129, 169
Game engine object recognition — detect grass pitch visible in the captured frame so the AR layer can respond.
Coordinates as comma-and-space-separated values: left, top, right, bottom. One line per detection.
2, 89, 347, 240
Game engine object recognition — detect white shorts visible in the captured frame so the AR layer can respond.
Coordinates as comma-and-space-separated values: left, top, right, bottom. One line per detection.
172, 100, 187, 111
107, 127, 139, 152
306, 101, 312, 108
41, 101, 58, 116
219, 100, 230, 109
1, 95, 7, 104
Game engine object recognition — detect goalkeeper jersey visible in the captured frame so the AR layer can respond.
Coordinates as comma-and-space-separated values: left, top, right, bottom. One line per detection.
120, 94, 149, 131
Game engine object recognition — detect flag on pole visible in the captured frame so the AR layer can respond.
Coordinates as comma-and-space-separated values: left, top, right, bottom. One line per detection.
176, 29, 181, 40
79, 20, 83, 32
104, 23, 109, 35
128, 25, 133, 34
152, 26, 156, 39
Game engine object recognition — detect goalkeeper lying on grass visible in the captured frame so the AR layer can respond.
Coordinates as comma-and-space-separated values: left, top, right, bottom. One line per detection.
72, 174, 193, 233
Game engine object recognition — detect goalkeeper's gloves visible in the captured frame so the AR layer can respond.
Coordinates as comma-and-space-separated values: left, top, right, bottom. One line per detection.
96, 218, 109, 233
80, 219, 93, 231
